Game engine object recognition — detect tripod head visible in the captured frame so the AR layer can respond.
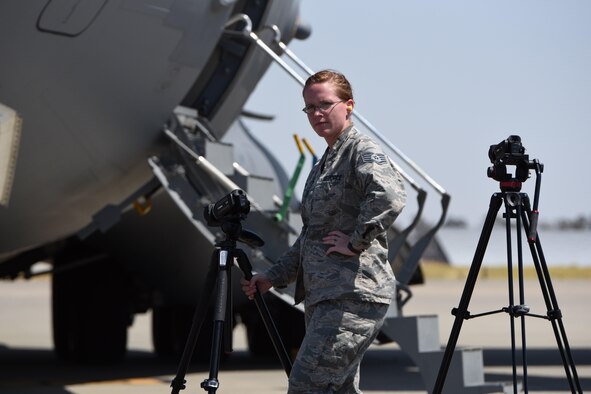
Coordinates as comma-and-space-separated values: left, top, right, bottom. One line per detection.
218, 220, 264, 248
487, 135, 545, 241
204, 189, 264, 249
487, 135, 543, 192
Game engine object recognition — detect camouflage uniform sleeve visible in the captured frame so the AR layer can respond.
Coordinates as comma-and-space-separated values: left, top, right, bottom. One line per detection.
264, 229, 303, 288
349, 147, 406, 252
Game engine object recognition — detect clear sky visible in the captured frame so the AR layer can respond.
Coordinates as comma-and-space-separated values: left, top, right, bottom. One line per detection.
244, 1, 591, 228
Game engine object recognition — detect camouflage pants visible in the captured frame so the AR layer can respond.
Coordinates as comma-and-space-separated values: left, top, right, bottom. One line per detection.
287, 299, 388, 393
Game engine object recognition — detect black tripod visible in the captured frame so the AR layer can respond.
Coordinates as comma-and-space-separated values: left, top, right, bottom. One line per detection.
433, 161, 581, 393
170, 220, 292, 394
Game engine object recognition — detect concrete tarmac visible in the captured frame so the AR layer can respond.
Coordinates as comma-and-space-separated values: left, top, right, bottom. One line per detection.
0, 276, 589, 393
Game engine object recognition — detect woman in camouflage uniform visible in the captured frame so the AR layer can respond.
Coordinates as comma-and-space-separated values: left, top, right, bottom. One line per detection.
242, 70, 406, 393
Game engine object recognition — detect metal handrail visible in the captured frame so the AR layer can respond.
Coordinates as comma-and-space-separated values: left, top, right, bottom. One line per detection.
226, 16, 423, 193
265, 22, 448, 197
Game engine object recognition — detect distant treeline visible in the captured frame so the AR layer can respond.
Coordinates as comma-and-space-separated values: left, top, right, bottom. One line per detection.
542, 215, 591, 231
444, 215, 591, 231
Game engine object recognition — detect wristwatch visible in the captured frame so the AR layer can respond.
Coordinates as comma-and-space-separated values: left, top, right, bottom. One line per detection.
347, 242, 363, 255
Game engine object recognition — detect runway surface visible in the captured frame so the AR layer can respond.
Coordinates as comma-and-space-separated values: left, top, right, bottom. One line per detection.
1, 276, 589, 393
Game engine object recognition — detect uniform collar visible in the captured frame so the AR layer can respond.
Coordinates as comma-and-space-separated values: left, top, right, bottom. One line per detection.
329, 123, 356, 152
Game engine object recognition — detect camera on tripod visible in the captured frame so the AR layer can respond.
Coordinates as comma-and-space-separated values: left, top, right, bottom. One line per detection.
434, 135, 581, 394
487, 135, 536, 183
203, 189, 250, 227
171, 190, 285, 394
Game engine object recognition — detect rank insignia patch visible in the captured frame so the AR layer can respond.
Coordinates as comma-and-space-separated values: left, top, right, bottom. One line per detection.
361, 152, 388, 165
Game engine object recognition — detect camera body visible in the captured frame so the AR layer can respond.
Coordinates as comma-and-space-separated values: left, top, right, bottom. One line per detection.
203, 189, 250, 227
487, 135, 534, 183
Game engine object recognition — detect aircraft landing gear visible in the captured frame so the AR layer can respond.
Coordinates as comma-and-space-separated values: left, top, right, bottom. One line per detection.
52, 241, 129, 363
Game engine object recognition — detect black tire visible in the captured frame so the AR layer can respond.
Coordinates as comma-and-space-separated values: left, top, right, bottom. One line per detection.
152, 304, 214, 363
52, 247, 129, 364
240, 294, 304, 360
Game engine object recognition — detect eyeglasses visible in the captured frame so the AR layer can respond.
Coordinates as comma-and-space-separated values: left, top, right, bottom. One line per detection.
301, 100, 345, 114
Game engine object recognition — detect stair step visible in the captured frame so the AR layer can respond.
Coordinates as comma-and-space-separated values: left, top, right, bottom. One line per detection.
381, 315, 520, 393
204, 139, 234, 175
232, 172, 277, 211
381, 315, 440, 354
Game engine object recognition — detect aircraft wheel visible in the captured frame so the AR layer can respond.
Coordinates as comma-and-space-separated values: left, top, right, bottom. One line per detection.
52, 252, 129, 363
152, 304, 214, 363
240, 295, 304, 360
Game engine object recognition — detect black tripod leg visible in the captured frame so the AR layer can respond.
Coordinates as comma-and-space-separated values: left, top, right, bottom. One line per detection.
512, 197, 527, 393
503, 193, 525, 393
433, 193, 503, 394
200, 253, 231, 394
170, 250, 220, 394
520, 205, 583, 393
233, 249, 293, 377
224, 265, 234, 354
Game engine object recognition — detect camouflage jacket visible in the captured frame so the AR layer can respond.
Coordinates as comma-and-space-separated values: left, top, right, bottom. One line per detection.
265, 125, 406, 306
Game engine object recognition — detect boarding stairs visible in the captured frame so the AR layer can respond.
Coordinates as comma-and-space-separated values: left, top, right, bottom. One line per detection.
380, 312, 517, 393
